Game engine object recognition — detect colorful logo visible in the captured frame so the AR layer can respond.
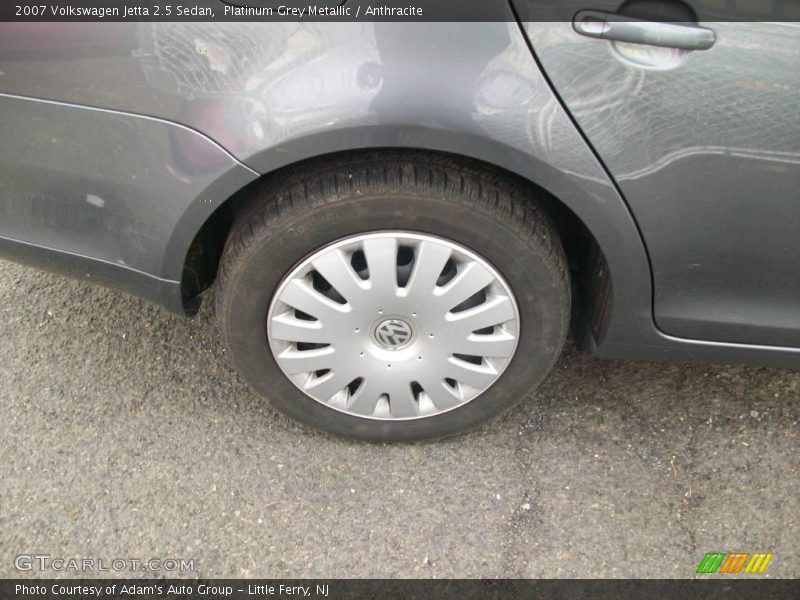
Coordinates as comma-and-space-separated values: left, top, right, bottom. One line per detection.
696, 552, 773, 574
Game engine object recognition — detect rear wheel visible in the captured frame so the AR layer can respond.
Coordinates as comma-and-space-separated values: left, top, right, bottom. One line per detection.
216, 152, 569, 441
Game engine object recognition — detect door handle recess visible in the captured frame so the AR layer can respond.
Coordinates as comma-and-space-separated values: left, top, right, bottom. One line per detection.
573, 10, 716, 50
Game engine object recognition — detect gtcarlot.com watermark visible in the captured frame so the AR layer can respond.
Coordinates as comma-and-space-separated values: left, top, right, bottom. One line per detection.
14, 554, 195, 573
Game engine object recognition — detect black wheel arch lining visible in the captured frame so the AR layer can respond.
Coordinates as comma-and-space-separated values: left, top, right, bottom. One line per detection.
173, 140, 644, 348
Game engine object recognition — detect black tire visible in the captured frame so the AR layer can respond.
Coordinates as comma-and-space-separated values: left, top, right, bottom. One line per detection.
216, 151, 570, 441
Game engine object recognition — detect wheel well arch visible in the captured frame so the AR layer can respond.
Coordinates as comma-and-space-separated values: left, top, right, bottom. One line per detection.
181, 148, 614, 343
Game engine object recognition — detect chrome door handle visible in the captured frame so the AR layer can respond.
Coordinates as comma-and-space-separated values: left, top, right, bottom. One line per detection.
573, 10, 716, 50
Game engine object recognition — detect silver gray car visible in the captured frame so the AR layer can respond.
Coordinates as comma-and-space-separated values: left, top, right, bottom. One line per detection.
0, 8, 798, 440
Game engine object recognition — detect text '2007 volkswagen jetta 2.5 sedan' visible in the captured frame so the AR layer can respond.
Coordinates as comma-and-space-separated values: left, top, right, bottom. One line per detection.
0, 1, 798, 440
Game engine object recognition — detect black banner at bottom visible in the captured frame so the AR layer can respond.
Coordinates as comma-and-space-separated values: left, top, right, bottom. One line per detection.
2, 579, 799, 600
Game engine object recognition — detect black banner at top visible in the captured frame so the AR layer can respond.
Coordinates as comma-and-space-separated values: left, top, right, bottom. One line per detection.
2, 0, 800, 22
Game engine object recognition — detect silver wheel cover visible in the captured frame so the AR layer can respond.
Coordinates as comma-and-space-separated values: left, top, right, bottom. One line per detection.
267, 232, 520, 420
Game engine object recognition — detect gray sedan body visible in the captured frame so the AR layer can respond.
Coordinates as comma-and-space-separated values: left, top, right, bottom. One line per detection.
0, 15, 798, 373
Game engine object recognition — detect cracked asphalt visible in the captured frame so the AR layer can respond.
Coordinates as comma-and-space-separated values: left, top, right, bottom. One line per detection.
1, 259, 798, 579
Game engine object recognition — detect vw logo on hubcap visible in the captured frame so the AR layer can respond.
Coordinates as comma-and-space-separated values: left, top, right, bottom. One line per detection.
374, 318, 414, 349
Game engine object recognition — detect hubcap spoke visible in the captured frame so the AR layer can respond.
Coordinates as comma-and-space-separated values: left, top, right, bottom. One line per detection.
435, 261, 496, 310
460, 330, 517, 357
277, 346, 335, 375
268, 232, 520, 421
447, 295, 516, 335
280, 279, 351, 322
270, 312, 329, 344
363, 237, 399, 296
403, 240, 452, 299
311, 249, 367, 306
385, 380, 419, 418
346, 379, 382, 416
304, 370, 355, 402
446, 356, 499, 390
416, 374, 464, 411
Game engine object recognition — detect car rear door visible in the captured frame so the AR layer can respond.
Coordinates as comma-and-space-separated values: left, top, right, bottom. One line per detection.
514, 1, 800, 347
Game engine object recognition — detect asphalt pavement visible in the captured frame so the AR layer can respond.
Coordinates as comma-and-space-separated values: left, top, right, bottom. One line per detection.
1, 259, 798, 578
